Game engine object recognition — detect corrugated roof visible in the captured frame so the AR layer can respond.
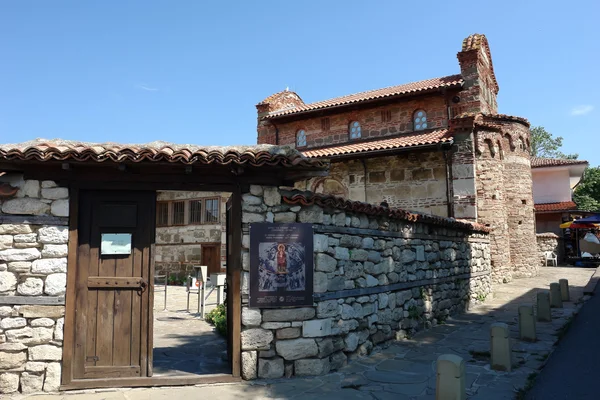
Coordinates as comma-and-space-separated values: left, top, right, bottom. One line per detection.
264, 75, 463, 118
535, 201, 578, 212
0, 139, 329, 169
281, 190, 490, 233
531, 157, 588, 168
302, 129, 452, 158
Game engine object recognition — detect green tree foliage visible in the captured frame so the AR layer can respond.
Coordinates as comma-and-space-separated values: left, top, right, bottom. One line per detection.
530, 126, 578, 159
574, 167, 600, 212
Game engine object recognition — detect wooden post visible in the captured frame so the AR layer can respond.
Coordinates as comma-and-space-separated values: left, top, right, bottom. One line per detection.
559, 279, 570, 302
490, 323, 512, 371
519, 305, 536, 342
537, 291, 551, 322
550, 283, 563, 308
436, 354, 466, 400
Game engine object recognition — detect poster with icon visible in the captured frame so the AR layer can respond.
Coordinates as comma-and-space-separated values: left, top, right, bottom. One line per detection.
249, 223, 313, 307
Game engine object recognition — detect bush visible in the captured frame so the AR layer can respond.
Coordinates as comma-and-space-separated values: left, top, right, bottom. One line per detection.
205, 304, 227, 336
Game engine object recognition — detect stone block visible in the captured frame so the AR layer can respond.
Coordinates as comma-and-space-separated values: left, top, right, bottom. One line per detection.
327, 276, 345, 291
1, 198, 50, 215
313, 234, 329, 252
41, 245, 68, 258
261, 322, 291, 329
303, 319, 331, 338
550, 283, 563, 308
298, 206, 323, 223
38, 226, 68, 245
0, 317, 26, 330
241, 351, 257, 380
0, 306, 12, 317
17, 277, 44, 296
436, 354, 466, 400
258, 357, 284, 379
5, 327, 34, 342
344, 332, 359, 352
334, 247, 350, 260
43, 362, 61, 392
518, 305, 536, 342
0, 343, 27, 352
21, 327, 54, 345
25, 361, 46, 372
41, 187, 68, 200
19, 306, 65, 318
28, 345, 62, 361
51, 200, 69, 217
41, 180, 57, 188
0, 235, 13, 250
241, 329, 273, 351
242, 308, 262, 327
453, 178, 476, 197
0, 224, 32, 235
315, 253, 336, 272
242, 213, 265, 223
0, 248, 41, 262
330, 351, 347, 370
536, 292, 551, 322
559, 279, 570, 301
276, 327, 301, 340
314, 272, 328, 293
0, 271, 17, 293
263, 308, 315, 322
54, 318, 64, 341
7, 262, 31, 273
242, 193, 262, 205
275, 338, 318, 360
0, 350, 27, 369
32, 258, 67, 274
0, 372, 20, 394
294, 358, 330, 376
263, 187, 281, 207
274, 212, 296, 223
350, 249, 369, 261
316, 300, 339, 318
20, 371, 44, 393
365, 274, 379, 287
490, 323, 511, 372
14, 233, 37, 243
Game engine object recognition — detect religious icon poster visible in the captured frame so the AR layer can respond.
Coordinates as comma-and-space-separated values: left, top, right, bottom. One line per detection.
249, 223, 314, 308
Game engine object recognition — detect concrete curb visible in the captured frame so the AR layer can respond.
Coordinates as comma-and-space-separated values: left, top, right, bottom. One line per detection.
583, 266, 600, 295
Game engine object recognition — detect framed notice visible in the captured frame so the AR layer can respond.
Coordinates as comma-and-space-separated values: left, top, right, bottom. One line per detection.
249, 223, 314, 308
100, 233, 132, 255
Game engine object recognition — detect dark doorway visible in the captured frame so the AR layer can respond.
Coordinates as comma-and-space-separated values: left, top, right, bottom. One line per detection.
202, 244, 220, 275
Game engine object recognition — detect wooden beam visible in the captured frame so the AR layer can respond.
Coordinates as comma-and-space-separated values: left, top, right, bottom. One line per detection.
59, 373, 241, 391
0, 296, 65, 305
313, 270, 491, 301
0, 215, 68, 226
230, 185, 242, 378
87, 277, 145, 289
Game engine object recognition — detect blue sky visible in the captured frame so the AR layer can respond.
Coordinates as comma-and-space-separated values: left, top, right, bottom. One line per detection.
0, 1, 598, 165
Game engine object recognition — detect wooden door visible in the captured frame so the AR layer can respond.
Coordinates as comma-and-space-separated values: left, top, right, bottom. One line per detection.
71, 190, 155, 381
202, 244, 220, 275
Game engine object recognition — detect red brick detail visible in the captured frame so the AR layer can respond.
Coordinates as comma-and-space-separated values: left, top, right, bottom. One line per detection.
534, 202, 578, 212
531, 158, 588, 168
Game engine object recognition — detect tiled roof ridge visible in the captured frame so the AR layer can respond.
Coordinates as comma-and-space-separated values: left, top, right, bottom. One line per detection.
534, 201, 578, 212
0, 138, 329, 169
302, 129, 452, 158
264, 74, 463, 118
281, 190, 490, 233
452, 112, 530, 127
531, 157, 588, 168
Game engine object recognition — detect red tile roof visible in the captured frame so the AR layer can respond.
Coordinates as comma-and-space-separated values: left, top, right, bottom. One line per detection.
302, 129, 452, 158
265, 75, 463, 118
535, 201, 578, 212
0, 139, 329, 170
531, 157, 588, 168
281, 190, 490, 233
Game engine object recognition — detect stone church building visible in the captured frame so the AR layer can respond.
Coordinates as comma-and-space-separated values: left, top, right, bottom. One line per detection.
256, 34, 538, 283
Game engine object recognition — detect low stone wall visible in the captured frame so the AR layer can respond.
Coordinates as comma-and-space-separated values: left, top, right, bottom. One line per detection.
239, 186, 491, 379
537, 233, 560, 266
0, 176, 69, 394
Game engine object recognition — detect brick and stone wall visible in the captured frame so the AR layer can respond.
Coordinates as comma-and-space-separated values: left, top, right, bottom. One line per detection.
238, 185, 491, 379
537, 233, 560, 266
297, 151, 450, 217
0, 175, 69, 394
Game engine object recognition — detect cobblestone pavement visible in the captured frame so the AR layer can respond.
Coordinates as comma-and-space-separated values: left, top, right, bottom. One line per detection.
18, 267, 594, 400
152, 285, 229, 376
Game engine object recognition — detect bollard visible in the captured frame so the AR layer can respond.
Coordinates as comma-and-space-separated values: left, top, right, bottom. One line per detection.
550, 283, 563, 308
536, 291, 552, 322
518, 305, 536, 342
490, 323, 512, 371
559, 279, 570, 302
436, 354, 466, 400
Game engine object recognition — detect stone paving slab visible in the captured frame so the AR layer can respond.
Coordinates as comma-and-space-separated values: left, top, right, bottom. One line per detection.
14, 267, 595, 400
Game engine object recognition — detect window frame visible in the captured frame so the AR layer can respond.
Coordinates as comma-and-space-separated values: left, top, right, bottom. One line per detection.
348, 120, 362, 140
155, 197, 221, 227
156, 201, 170, 227
171, 200, 186, 226
413, 109, 428, 131
203, 197, 220, 224
296, 129, 307, 148
188, 199, 204, 225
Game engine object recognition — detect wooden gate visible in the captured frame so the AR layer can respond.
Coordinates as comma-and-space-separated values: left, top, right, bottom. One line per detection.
63, 190, 155, 385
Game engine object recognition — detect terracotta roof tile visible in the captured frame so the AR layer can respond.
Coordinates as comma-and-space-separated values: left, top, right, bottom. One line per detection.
281, 190, 490, 233
265, 75, 463, 118
531, 157, 588, 168
302, 129, 452, 158
0, 139, 329, 169
534, 201, 578, 212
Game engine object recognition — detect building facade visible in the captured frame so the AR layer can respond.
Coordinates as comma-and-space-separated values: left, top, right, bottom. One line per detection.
256, 34, 539, 282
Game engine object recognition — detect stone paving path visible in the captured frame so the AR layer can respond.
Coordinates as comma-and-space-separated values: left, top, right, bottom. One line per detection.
17, 267, 595, 400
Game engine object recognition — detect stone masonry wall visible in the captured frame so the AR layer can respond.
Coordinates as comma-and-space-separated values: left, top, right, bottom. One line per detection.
0, 175, 69, 394
297, 151, 449, 217
537, 233, 560, 266
238, 185, 491, 379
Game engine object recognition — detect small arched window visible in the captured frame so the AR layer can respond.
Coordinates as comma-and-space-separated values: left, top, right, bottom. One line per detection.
413, 110, 428, 131
349, 121, 361, 139
296, 129, 306, 147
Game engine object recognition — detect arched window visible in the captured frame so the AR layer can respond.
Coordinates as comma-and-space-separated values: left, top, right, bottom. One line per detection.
296, 129, 306, 147
349, 121, 361, 139
413, 110, 428, 131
